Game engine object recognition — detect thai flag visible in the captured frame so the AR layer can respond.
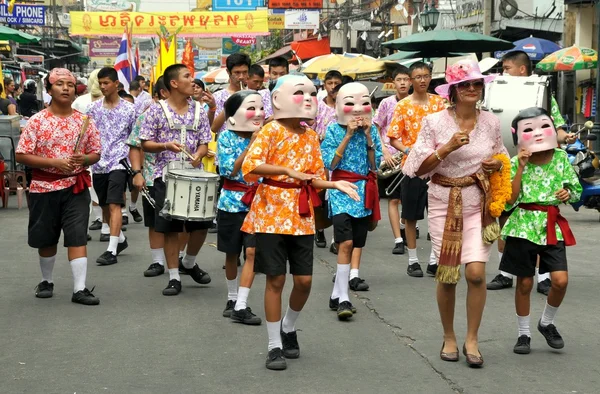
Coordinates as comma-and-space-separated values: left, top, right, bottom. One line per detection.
131, 44, 140, 81
114, 31, 131, 91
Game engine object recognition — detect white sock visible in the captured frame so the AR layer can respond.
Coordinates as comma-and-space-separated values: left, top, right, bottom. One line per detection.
107, 236, 119, 255
267, 320, 283, 351
517, 314, 531, 337
498, 251, 503, 262
500, 271, 514, 279
416, 224, 420, 231
182, 254, 196, 269
538, 271, 550, 282
400, 222, 406, 230
429, 249, 437, 265
394, 237, 403, 244
118, 230, 126, 243
121, 207, 127, 215
179, 250, 185, 259
129, 203, 137, 211
540, 302, 558, 327
331, 235, 335, 243
332, 264, 351, 302
350, 268, 359, 280
69, 257, 87, 292
101, 222, 110, 235
282, 306, 301, 333
39, 255, 56, 283
169, 268, 180, 281
151, 248, 165, 266
93, 205, 102, 221
407, 248, 418, 265
227, 278, 238, 301
234, 287, 250, 311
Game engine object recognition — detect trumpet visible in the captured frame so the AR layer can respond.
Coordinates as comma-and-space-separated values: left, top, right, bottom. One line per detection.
119, 158, 156, 208
378, 152, 404, 179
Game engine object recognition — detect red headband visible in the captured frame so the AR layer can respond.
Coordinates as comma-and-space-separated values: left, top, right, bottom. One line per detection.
49, 68, 76, 85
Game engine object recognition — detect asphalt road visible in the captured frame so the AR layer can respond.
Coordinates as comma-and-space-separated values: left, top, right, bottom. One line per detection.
1, 198, 599, 394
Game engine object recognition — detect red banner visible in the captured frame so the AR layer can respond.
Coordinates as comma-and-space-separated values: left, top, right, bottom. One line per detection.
268, 0, 322, 9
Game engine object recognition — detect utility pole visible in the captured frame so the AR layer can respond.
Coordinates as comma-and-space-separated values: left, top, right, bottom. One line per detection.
482, 0, 493, 57
342, 1, 351, 53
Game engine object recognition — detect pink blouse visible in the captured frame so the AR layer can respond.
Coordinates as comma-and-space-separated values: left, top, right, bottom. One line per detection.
403, 109, 508, 207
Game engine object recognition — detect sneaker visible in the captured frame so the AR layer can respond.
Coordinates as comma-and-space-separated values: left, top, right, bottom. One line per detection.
87, 234, 92, 241
162, 279, 182, 296
89, 219, 102, 231
513, 335, 531, 354
349, 277, 369, 291
265, 348, 287, 370
537, 320, 564, 349
222, 300, 236, 317
329, 297, 357, 313
426, 264, 438, 277
96, 251, 117, 266
280, 329, 300, 359
315, 230, 327, 248
71, 287, 100, 305
130, 207, 143, 223
407, 262, 423, 277
35, 281, 54, 298
487, 274, 513, 290
180, 263, 212, 284
178, 257, 188, 274
99, 233, 110, 242
116, 238, 128, 256
231, 307, 262, 325
144, 263, 165, 277
537, 279, 551, 296
329, 243, 338, 255
392, 241, 405, 255
122, 215, 129, 225
337, 301, 354, 321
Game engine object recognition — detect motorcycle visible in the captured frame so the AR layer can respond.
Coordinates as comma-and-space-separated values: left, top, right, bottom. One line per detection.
565, 121, 600, 212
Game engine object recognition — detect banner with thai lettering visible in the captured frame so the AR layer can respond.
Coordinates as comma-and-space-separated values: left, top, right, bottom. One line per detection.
69, 11, 269, 37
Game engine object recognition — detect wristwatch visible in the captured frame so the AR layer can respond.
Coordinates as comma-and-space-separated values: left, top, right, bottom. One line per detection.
132, 170, 142, 176
367, 143, 375, 151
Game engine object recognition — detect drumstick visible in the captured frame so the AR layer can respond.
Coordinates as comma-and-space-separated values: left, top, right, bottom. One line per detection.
370, 86, 379, 97
180, 146, 196, 161
73, 115, 90, 153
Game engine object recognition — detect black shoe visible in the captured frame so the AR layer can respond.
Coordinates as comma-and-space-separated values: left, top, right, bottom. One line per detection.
537, 320, 564, 349
96, 251, 117, 266
329, 243, 338, 255
487, 274, 513, 290
315, 230, 327, 248
208, 223, 218, 234
426, 264, 438, 277
116, 238, 128, 256
349, 277, 369, 291
427, 233, 431, 241
35, 281, 54, 298
162, 279, 182, 296
130, 207, 143, 223
513, 335, 531, 354
71, 287, 100, 305
122, 215, 129, 225
537, 278, 551, 296
231, 307, 262, 325
223, 300, 236, 317
416, 227, 420, 239
87, 234, 92, 241
407, 262, 423, 277
337, 301, 354, 321
99, 233, 110, 242
265, 348, 287, 370
280, 329, 300, 359
392, 241, 405, 255
89, 219, 102, 231
144, 263, 165, 277
400, 228, 406, 243
178, 257, 188, 274
329, 297, 356, 313
180, 263, 212, 284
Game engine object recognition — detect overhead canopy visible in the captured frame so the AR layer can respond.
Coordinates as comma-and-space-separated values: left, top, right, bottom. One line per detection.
0, 26, 41, 44
290, 37, 330, 62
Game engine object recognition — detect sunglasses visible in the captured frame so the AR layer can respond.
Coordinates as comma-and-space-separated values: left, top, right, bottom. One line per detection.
456, 80, 485, 89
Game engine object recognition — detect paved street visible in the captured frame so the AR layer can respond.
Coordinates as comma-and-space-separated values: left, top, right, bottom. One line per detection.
1, 198, 599, 394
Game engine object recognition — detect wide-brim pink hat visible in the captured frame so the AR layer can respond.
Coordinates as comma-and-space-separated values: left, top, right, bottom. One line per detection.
435, 59, 495, 99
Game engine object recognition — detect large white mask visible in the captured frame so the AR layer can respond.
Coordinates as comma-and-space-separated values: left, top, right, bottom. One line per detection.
271, 74, 318, 120
226, 91, 265, 132
335, 82, 373, 126
511, 108, 557, 153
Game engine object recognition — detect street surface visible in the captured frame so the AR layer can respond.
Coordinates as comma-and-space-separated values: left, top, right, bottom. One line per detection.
1, 198, 599, 394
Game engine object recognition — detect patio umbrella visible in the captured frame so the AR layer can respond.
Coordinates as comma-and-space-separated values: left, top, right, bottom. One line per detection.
494, 36, 561, 61
536, 46, 597, 72
337, 58, 392, 80
301, 54, 346, 76
202, 68, 228, 84
0, 26, 41, 44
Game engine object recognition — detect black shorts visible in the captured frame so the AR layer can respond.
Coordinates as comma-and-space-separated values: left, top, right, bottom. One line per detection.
400, 176, 428, 220
378, 174, 402, 200
499, 237, 568, 277
217, 210, 256, 254
93, 170, 128, 207
153, 178, 213, 234
142, 185, 156, 228
332, 213, 369, 248
255, 233, 313, 276
28, 187, 91, 249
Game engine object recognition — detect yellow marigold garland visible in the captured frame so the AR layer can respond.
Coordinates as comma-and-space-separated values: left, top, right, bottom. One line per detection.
489, 153, 512, 218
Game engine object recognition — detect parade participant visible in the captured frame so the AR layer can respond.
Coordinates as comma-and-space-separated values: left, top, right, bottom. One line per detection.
247, 64, 273, 119
129, 80, 141, 98
373, 66, 411, 255
268, 56, 289, 81
322, 82, 383, 319
388, 62, 445, 277
140, 63, 214, 296
135, 75, 149, 92
487, 50, 577, 294
0, 83, 17, 115
403, 59, 507, 367
88, 67, 137, 266
15, 68, 101, 305
192, 79, 207, 107
241, 74, 359, 370
500, 107, 581, 355
217, 90, 265, 325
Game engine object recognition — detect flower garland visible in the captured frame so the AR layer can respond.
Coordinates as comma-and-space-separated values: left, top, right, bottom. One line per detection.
489, 153, 512, 218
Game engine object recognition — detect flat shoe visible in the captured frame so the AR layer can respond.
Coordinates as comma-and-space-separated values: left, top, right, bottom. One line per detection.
462, 344, 484, 367
440, 342, 459, 362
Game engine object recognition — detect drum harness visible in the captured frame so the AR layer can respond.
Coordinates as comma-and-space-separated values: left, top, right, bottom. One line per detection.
158, 99, 203, 164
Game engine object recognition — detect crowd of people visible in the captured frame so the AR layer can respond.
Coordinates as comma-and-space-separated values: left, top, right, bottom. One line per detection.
12, 49, 582, 371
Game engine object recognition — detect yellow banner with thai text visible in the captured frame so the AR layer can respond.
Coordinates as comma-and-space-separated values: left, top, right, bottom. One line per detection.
69, 11, 269, 37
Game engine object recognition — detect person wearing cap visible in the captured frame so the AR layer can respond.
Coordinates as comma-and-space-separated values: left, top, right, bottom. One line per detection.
403, 59, 509, 367
15, 68, 102, 305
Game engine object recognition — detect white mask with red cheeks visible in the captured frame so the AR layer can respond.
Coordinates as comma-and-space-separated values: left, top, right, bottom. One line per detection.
271, 75, 318, 120
335, 82, 373, 126
227, 93, 265, 132
514, 114, 557, 153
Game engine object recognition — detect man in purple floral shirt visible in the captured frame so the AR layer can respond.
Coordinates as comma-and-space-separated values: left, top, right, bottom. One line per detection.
313, 70, 342, 140
88, 67, 137, 267
140, 64, 215, 297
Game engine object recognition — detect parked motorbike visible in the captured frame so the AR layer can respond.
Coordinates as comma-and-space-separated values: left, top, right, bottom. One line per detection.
565, 121, 600, 212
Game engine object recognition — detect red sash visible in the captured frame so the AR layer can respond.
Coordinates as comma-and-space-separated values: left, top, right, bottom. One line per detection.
32, 168, 91, 194
330, 169, 381, 221
518, 203, 576, 246
222, 178, 258, 207
262, 178, 321, 217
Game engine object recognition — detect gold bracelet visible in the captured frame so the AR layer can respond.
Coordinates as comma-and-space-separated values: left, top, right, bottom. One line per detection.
434, 150, 443, 161
335, 150, 343, 158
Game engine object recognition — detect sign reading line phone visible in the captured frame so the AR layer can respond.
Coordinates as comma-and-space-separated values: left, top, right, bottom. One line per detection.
212, 0, 264, 11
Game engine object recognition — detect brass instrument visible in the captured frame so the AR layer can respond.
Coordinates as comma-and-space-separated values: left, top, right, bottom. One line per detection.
378, 152, 404, 179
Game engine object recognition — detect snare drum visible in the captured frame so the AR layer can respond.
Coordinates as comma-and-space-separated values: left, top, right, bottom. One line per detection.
162, 166, 219, 222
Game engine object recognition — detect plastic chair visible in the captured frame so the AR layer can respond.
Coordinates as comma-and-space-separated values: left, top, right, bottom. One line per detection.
2, 170, 28, 209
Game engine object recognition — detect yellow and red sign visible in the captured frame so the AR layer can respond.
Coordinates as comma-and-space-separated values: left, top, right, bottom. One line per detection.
69, 11, 269, 37
268, 15, 284, 30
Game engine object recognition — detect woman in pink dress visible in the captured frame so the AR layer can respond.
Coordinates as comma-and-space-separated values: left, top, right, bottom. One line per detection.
403, 59, 508, 367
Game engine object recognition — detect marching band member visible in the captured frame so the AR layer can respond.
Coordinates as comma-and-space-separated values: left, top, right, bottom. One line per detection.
246, 64, 273, 120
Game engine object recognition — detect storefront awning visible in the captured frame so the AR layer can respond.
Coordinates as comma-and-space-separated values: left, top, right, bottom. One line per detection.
259, 38, 331, 64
